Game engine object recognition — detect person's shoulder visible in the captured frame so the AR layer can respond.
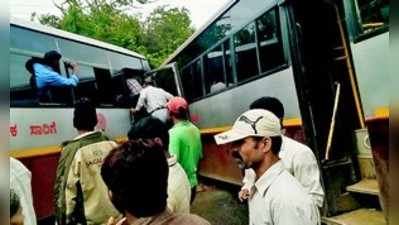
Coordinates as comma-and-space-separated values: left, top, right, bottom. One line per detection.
283, 136, 313, 153
172, 213, 211, 225
269, 170, 308, 201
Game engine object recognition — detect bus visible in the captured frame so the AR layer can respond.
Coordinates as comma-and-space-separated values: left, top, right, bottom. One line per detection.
9, 17, 151, 222
155, 0, 389, 223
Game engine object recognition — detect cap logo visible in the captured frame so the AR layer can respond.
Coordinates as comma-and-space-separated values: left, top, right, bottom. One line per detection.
238, 115, 263, 134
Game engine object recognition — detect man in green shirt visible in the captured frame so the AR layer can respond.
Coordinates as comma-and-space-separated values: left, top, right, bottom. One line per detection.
166, 97, 203, 203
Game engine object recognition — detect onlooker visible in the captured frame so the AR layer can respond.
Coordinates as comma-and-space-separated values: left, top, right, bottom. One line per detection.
128, 116, 191, 213
26, 51, 79, 100
10, 157, 36, 225
214, 109, 319, 225
239, 97, 324, 209
10, 189, 24, 225
54, 98, 120, 225
101, 140, 211, 225
131, 77, 173, 123
166, 97, 203, 203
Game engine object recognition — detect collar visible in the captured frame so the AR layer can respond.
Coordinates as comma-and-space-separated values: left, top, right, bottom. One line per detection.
73, 130, 98, 140
254, 160, 285, 196
168, 156, 177, 167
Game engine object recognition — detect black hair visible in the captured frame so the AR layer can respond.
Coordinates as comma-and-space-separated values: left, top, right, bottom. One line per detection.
128, 116, 169, 147
73, 98, 98, 131
101, 139, 169, 217
170, 107, 189, 120
253, 135, 282, 155
10, 189, 20, 218
249, 97, 285, 119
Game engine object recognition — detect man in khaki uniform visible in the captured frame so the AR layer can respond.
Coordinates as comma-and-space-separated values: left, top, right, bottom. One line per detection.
54, 98, 120, 225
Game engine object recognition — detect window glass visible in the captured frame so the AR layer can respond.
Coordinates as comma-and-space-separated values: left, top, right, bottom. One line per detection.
74, 65, 98, 103
153, 68, 179, 96
234, 22, 259, 82
256, 9, 285, 73
223, 40, 234, 86
58, 38, 109, 68
11, 26, 57, 53
10, 53, 37, 106
107, 51, 143, 73
204, 46, 226, 94
94, 67, 114, 105
181, 60, 203, 102
356, 0, 389, 34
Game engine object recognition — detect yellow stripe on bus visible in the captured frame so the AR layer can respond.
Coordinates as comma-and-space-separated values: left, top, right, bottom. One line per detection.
9, 146, 61, 159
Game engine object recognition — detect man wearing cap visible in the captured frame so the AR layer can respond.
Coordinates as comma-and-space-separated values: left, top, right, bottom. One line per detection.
214, 109, 319, 225
239, 97, 325, 210
131, 77, 174, 123
166, 97, 203, 203
32, 50, 80, 92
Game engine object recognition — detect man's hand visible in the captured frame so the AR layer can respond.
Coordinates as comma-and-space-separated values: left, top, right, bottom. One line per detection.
130, 108, 138, 115
107, 216, 127, 225
238, 188, 251, 202
71, 62, 79, 74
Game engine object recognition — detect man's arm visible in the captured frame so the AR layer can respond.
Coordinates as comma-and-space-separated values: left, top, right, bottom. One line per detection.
134, 91, 146, 111
293, 150, 325, 208
34, 63, 79, 88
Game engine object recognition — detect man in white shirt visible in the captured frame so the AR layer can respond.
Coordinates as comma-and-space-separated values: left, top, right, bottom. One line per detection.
10, 157, 37, 225
128, 116, 191, 213
240, 97, 325, 209
214, 109, 319, 225
130, 77, 174, 123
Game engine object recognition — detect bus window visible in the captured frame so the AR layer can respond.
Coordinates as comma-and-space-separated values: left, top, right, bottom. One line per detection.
204, 45, 226, 94
152, 68, 179, 97
356, 0, 389, 34
74, 64, 98, 104
256, 8, 285, 73
10, 53, 37, 106
234, 22, 259, 82
181, 60, 203, 102
223, 40, 235, 86
11, 26, 57, 53
94, 67, 114, 105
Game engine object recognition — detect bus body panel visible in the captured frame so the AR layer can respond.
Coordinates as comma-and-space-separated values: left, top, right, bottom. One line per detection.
351, 32, 389, 118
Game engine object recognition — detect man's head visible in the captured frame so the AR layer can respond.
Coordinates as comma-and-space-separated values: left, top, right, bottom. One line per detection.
143, 76, 154, 87
43, 50, 62, 70
166, 97, 189, 121
128, 116, 169, 148
101, 139, 169, 217
214, 109, 282, 170
249, 97, 284, 122
73, 98, 98, 131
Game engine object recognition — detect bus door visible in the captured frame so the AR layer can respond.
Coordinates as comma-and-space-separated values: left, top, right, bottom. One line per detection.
285, 0, 372, 218
145, 62, 183, 97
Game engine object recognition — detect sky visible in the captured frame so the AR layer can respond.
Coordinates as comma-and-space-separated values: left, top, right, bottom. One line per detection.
10, 0, 231, 29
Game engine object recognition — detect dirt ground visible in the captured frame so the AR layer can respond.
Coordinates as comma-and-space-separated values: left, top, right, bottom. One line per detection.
191, 184, 249, 225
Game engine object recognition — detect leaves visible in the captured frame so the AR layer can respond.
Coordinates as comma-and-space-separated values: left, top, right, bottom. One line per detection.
38, 0, 194, 68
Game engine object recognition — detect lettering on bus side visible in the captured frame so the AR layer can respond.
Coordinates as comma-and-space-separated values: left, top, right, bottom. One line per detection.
9, 124, 17, 137
30, 121, 57, 136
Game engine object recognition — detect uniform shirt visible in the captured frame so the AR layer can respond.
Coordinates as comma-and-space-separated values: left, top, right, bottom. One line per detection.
130, 209, 210, 225
10, 157, 37, 225
33, 63, 79, 89
242, 135, 325, 208
167, 156, 191, 213
168, 121, 203, 188
135, 86, 173, 122
249, 160, 320, 225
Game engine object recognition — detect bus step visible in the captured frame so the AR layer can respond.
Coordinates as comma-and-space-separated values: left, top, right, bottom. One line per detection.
322, 208, 386, 225
346, 179, 379, 196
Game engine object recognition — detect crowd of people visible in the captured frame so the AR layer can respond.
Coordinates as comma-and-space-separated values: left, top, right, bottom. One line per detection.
10, 51, 326, 225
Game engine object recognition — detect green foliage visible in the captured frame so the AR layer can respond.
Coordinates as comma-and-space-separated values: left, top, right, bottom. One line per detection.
37, 0, 194, 68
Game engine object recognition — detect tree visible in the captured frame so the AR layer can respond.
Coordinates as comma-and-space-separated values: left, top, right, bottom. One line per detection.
36, 0, 194, 67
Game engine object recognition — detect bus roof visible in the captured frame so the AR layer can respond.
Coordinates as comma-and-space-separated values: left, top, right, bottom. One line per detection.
161, 0, 236, 66
11, 17, 146, 60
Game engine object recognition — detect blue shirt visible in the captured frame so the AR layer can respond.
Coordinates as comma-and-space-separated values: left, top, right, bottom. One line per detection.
33, 63, 79, 89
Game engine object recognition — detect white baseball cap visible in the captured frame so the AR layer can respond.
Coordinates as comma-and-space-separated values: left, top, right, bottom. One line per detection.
214, 109, 282, 145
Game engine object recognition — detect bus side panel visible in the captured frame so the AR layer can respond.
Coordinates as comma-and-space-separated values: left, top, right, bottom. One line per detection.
189, 67, 301, 129
351, 32, 389, 118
